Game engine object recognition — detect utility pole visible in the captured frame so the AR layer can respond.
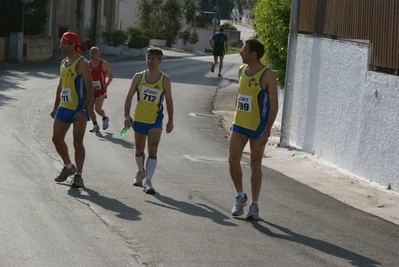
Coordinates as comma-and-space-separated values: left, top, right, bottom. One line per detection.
280, 0, 300, 147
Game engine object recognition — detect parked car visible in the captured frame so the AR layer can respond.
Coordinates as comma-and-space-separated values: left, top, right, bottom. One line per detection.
197, 11, 220, 26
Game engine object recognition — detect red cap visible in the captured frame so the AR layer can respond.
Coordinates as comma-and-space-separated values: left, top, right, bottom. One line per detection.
61, 32, 82, 52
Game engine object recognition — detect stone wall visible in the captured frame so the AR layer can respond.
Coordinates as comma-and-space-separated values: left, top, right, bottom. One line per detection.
0, 36, 53, 63
24, 37, 53, 62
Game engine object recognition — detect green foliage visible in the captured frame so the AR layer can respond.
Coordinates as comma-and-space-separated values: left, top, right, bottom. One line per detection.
254, 0, 291, 88
221, 22, 237, 31
188, 29, 199, 44
178, 30, 190, 45
0, 0, 50, 37
101, 30, 128, 47
136, 0, 198, 47
199, 0, 233, 19
125, 27, 150, 49
179, 28, 199, 45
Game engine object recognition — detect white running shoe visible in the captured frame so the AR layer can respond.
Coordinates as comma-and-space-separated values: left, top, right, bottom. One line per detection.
89, 124, 100, 133
133, 171, 146, 187
102, 116, 109, 130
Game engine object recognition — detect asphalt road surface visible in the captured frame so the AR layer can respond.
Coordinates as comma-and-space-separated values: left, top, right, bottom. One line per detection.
0, 55, 398, 267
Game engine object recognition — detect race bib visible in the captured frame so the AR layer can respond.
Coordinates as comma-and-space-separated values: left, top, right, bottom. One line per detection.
60, 88, 72, 103
236, 94, 252, 112
93, 80, 102, 90
140, 86, 161, 104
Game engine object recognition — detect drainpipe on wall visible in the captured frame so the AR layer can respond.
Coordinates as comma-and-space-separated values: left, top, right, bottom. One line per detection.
280, 0, 300, 147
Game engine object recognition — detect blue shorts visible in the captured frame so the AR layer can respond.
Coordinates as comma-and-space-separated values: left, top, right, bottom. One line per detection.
55, 106, 89, 124
231, 124, 270, 140
133, 121, 162, 135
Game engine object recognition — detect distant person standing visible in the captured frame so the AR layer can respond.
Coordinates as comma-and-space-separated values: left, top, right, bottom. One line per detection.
209, 28, 228, 77
88, 46, 114, 133
51, 32, 94, 188
230, 12, 234, 23
229, 39, 278, 220
123, 48, 174, 194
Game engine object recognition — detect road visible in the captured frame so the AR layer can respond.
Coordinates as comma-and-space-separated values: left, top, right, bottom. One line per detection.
0, 55, 398, 266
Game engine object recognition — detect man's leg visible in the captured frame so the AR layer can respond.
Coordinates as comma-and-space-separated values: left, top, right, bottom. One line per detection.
132, 131, 147, 186
218, 56, 224, 76
229, 131, 249, 215
89, 98, 97, 123
248, 138, 267, 202
72, 114, 87, 174
94, 97, 106, 118
95, 97, 109, 130
211, 55, 218, 73
146, 128, 162, 180
88, 98, 100, 132
52, 119, 72, 165
228, 131, 249, 192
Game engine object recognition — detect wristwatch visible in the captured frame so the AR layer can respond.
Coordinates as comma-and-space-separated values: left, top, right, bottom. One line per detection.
81, 108, 87, 113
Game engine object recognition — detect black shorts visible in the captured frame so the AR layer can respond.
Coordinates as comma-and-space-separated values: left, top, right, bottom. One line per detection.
213, 47, 225, 57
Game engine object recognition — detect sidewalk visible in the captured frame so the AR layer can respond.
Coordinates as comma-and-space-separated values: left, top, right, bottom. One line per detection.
213, 84, 399, 225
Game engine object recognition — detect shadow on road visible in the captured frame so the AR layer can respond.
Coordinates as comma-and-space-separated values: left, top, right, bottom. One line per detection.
146, 193, 237, 227
68, 187, 141, 221
246, 219, 380, 267
95, 131, 134, 149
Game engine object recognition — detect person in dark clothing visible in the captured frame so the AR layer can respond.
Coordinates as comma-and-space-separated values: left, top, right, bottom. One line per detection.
209, 28, 228, 77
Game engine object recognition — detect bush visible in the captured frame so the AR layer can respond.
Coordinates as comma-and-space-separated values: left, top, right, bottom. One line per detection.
101, 30, 128, 47
188, 29, 199, 44
178, 30, 190, 45
254, 0, 291, 88
125, 27, 149, 49
221, 22, 237, 31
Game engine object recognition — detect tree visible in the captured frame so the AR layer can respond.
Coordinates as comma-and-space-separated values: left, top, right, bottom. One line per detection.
199, 0, 232, 19
136, 0, 199, 47
254, 0, 291, 88
0, 0, 49, 37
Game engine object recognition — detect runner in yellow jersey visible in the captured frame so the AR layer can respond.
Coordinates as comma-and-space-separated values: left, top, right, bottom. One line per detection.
123, 48, 174, 194
229, 39, 279, 220
50, 32, 94, 188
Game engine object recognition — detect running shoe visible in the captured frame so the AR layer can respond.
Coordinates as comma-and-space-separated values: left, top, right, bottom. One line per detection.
54, 165, 76, 182
218, 73, 222, 77
143, 180, 155, 195
89, 124, 100, 133
246, 202, 259, 220
231, 193, 248, 216
211, 63, 215, 73
71, 174, 85, 188
133, 170, 146, 187
102, 116, 109, 130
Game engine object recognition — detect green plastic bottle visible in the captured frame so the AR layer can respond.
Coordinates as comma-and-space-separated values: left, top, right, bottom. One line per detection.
120, 126, 130, 137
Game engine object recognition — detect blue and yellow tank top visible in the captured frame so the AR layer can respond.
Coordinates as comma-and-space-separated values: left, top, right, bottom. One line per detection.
59, 56, 87, 110
232, 65, 270, 131
134, 71, 165, 124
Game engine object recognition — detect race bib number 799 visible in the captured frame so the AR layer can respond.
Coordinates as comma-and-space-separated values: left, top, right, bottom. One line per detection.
236, 94, 252, 112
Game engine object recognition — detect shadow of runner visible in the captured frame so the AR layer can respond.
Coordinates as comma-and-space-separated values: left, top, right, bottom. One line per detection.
247, 219, 380, 267
68, 187, 141, 221
95, 131, 134, 149
146, 193, 237, 227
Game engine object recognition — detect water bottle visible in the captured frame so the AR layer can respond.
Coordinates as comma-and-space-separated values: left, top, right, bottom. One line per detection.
120, 126, 130, 137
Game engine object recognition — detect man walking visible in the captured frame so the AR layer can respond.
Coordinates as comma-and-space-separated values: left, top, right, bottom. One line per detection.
50, 32, 94, 188
228, 39, 278, 220
209, 28, 228, 77
123, 48, 174, 194
88, 46, 114, 133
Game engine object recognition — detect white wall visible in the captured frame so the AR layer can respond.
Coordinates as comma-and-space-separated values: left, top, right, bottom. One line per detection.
285, 34, 399, 191
118, 0, 137, 30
